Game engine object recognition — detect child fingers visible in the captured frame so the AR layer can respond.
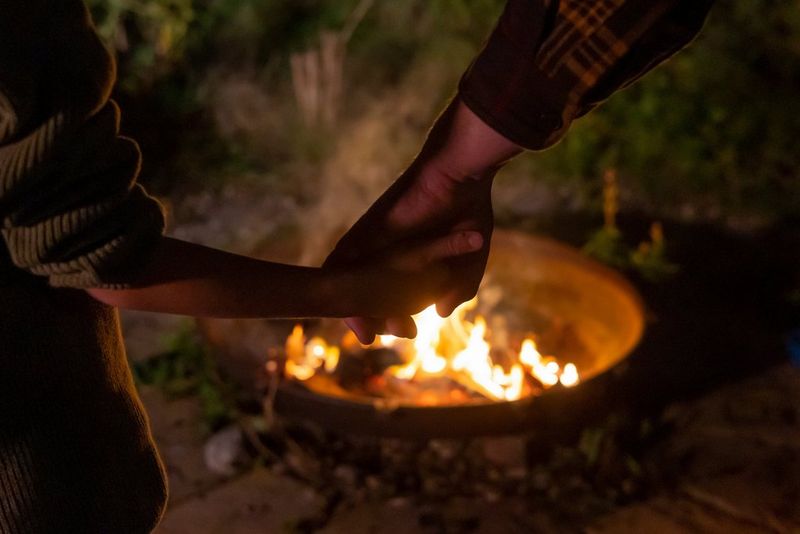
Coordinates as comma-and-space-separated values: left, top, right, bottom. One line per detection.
385, 316, 417, 339
436, 289, 463, 318
345, 317, 380, 345
345, 315, 416, 343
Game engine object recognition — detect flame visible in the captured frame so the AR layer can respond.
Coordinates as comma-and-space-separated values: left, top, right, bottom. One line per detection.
378, 334, 398, 347
412, 305, 448, 376
518, 338, 574, 387
283, 326, 340, 380
285, 359, 314, 381
282, 298, 581, 403
560, 363, 580, 387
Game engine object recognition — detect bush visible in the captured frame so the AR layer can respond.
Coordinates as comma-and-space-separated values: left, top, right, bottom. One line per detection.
536, 1, 800, 220
85, 0, 800, 222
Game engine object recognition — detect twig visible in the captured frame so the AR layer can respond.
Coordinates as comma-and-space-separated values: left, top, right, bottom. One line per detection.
341, 0, 375, 43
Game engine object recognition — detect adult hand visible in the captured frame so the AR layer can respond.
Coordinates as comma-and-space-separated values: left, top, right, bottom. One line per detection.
327, 229, 485, 323
324, 98, 522, 344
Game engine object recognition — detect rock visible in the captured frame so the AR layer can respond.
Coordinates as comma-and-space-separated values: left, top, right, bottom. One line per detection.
158, 468, 325, 534
203, 425, 248, 476
421, 476, 445, 497
429, 439, 458, 461
482, 436, 526, 470
333, 464, 358, 487
531, 469, 552, 491
388, 496, 411, 509
365, 475, 382, 493
483, 490, 502, 503
507, 467, 528, 480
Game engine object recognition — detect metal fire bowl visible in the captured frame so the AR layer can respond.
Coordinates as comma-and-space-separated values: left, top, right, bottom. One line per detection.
274, 230, 646, 438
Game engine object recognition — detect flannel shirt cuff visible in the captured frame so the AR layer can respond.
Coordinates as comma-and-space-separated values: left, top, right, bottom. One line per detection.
458, 40, 566, 151
457, 1, 570, 151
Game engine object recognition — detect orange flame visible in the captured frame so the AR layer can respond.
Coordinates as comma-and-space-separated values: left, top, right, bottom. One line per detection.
283, 325, 340, 381
282, 298, 580, 403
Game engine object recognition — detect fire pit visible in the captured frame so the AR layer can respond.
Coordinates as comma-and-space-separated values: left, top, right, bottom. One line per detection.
270, 230, 645, 437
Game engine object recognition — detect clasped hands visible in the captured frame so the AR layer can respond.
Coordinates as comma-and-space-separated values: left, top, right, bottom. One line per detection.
323, 99, 521, 343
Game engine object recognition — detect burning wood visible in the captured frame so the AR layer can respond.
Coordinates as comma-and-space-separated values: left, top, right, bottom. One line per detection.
278, 296, 581, 406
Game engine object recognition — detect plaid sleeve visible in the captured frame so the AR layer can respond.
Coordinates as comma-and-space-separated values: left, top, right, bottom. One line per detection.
458, 0, 715, 150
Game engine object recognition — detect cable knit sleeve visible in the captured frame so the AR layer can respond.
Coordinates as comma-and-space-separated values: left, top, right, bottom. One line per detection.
0, 0, 165, 289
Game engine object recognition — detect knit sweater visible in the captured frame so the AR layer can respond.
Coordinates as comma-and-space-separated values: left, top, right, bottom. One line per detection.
0, 1, 167, 532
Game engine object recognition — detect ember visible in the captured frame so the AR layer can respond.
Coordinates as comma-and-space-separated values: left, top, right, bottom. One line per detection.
282, 295, 581, 406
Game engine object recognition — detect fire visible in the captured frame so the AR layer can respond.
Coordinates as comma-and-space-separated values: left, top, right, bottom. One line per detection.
560, 363, 579, 387
280, 298, 580, 404
284, 325, 340, 381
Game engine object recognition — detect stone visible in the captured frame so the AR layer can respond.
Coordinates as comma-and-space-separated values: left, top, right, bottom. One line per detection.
203, 425, 248, 477
482, 436, 526, 470
333, 464, 358, 487
156, 468, 325, 534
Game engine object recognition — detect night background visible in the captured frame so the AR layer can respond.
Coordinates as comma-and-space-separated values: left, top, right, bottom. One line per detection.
86, 1, 800, 532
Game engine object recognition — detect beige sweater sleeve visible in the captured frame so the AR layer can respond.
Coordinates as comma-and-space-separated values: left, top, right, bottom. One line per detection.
0, 0, 165, 288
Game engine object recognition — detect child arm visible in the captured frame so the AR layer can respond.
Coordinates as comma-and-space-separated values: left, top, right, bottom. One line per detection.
86, 232, 482, 321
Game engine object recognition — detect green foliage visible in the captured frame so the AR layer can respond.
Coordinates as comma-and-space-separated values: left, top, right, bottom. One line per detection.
132, 324, 236, 432
583, 227, 630, 270
83, 0, 800, 220
578, 426, 606, 466
538, 1, 800, 219
568, 413, 657, 500
584, 216, 679, 282
630, 229, 680, 282
86, 0, 194, 91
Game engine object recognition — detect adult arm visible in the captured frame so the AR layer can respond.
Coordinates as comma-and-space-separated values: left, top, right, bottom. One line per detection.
324, 98, 521, 341
326, 0, 715, 343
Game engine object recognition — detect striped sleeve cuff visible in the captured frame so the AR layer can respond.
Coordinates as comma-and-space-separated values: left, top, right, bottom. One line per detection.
1, 102, 166, 289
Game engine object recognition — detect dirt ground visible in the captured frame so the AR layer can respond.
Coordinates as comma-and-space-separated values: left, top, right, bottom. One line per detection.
134, 361, 799, 534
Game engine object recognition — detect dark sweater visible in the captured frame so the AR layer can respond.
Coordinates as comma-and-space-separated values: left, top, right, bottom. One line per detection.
0, 1, 167, 532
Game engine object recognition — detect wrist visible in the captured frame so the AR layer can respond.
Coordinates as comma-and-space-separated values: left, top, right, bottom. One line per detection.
420, 98, 523, 182
313, 268, 368, 318
311, 268, 344, 317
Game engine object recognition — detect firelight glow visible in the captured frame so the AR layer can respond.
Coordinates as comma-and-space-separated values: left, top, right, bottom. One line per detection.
281, 298, 580, 404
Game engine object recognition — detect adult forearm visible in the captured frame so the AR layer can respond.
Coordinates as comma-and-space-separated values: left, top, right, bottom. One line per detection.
86, 237, 336, 318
